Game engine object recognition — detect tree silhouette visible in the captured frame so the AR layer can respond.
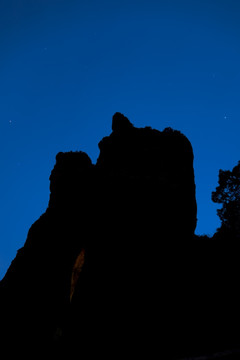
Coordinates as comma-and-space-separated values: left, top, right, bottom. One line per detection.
212, 161, 240, 239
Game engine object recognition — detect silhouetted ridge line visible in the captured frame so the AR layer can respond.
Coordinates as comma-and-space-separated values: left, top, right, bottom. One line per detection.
1, 113, 239, 359
112, 112, 134, 132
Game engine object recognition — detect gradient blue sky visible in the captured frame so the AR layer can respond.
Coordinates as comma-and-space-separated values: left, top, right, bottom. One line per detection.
1, 0, 240, 279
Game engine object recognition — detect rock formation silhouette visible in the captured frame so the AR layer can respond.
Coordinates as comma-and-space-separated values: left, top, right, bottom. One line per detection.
0, 113, 239, 358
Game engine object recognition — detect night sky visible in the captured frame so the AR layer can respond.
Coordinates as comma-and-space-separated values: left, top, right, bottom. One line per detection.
1, 0, 240, 279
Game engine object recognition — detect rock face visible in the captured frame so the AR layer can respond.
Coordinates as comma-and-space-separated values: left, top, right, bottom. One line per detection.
1, 114, 239, 358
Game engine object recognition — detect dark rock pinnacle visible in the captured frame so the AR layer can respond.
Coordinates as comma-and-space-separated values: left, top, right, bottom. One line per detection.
1, 113, 239, 359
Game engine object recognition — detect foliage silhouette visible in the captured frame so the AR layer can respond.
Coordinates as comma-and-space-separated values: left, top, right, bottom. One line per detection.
212, 161, 240, 239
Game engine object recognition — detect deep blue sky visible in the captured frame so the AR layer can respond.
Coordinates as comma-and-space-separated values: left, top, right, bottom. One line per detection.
1, 0, 240, 279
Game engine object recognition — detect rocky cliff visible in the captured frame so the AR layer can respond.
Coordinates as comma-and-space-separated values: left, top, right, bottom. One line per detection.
1, 113, 239, 358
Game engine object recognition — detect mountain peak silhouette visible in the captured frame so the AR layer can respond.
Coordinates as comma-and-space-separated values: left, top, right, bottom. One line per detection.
1, 113, 239, 358
112, 112, 134, 132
